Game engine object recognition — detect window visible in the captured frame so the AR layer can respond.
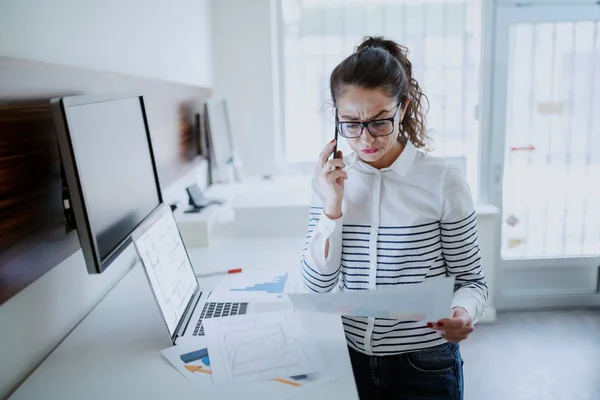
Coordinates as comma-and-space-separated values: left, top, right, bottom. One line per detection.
501, 20, 600, 258
278, 0, 482, 198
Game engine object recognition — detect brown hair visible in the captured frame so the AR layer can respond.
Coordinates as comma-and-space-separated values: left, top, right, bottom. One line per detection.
329, 36, 431, 149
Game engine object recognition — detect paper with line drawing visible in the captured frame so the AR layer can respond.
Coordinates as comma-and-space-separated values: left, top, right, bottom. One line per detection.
202, 311, 326, 385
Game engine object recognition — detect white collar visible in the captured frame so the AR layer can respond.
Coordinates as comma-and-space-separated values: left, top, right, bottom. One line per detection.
345, 139, 418, 176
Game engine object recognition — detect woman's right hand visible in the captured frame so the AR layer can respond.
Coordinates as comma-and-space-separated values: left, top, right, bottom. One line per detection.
317, 139, 347, 220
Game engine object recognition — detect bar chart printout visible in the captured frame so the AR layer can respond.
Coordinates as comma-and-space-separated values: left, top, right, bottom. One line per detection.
208, 271, 290, 302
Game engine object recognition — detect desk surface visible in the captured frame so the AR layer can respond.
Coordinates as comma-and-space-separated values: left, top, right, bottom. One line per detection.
10, 238, 358, 400
206, 174, 499, 215
207, 175, 313, 209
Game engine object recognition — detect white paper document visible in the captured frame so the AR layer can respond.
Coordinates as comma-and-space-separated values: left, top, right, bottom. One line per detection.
203, 311, 326, 385
160, 338, 335, 399
208, 270, 291, 303
288, 277, 455, 322
161, 339, 213, 387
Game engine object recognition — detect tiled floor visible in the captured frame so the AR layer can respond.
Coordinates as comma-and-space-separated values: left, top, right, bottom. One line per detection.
461, 310, 600, 400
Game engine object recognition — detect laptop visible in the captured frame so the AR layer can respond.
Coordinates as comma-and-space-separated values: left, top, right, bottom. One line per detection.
131, 202, 288, 344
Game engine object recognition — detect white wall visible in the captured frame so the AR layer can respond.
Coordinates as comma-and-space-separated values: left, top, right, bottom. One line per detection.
0, 248, 135, 400
211, 0, 277, 177
0, 1, 212, 398
0, 0, 212, 87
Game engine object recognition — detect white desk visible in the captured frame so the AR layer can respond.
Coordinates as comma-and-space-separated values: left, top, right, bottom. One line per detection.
206, 175, 313, 209
9, 238, 358, 400
204, 175, 313, 237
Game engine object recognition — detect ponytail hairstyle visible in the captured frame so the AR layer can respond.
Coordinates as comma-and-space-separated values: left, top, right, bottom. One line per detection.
329, 36, 431, 149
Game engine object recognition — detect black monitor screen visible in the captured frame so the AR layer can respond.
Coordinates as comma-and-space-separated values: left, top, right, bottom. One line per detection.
206, 99, 234, 182
54, 95, 162, 273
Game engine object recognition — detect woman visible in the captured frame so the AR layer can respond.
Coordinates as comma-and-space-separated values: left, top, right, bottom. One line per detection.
300, 36, 487, 400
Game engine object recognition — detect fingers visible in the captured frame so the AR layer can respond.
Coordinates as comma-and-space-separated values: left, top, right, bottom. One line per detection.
322, 158, 345, 173
440, 331, 471, 343
445, 324, 474, 335
432, 310, 472, 330
325, 169, 348, 184
429, 321, 473, 333
436, 318, 464, 330
429, 322, 474, 344
319, 140, 337, 167
427, 319, 460, 331
427, 318, 473, 335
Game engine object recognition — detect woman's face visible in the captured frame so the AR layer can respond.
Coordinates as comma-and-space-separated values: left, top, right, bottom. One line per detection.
336, 86, 407, 168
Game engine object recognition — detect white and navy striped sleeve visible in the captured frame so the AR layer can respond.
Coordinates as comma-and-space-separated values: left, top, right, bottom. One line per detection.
441, 163, 488, 323
300, 177, 343, 293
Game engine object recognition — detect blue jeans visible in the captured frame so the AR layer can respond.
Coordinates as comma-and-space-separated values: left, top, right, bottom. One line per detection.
348, 342, 464, 400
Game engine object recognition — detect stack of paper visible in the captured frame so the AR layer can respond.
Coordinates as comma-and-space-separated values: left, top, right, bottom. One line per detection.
161, 310, 333, 399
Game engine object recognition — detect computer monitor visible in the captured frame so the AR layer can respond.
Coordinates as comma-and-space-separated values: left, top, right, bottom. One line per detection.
205, 99, 235, 182
51, 93, 162, 274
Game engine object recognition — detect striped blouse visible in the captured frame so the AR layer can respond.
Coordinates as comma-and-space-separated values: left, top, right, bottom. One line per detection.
300, 140, 488, 356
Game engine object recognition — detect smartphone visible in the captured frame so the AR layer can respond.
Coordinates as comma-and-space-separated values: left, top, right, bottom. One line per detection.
332, 115, 339, 159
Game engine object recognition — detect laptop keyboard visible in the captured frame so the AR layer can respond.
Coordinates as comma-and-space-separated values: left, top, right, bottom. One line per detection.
193, 302, 248, 336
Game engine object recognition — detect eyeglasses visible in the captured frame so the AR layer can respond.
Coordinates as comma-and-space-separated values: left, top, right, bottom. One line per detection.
336, 104, 401, 139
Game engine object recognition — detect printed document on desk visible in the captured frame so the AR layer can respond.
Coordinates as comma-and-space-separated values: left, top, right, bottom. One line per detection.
161, 339, 334, 399
161, 339, 213, 387
288, 277, 455, 322
203, 311, 327, 385
208, 270, 292, 303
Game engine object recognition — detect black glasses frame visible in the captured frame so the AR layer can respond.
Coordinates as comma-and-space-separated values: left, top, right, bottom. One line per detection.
335, 104, 402, 139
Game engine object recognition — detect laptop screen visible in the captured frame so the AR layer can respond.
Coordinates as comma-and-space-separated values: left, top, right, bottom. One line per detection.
132, 204, 198, 337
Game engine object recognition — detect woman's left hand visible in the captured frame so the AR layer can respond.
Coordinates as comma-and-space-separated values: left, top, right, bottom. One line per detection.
427, 307, 474, 343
